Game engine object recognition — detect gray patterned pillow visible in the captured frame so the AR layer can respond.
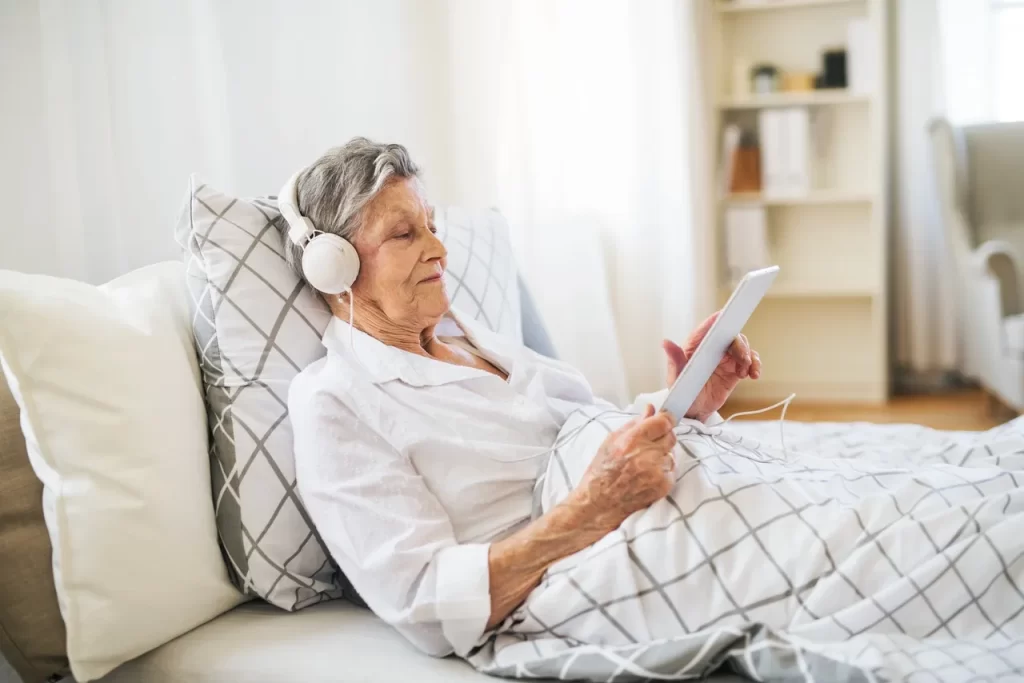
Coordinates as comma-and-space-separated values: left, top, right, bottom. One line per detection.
176, 176, 522, 610
437, 206, 523, 340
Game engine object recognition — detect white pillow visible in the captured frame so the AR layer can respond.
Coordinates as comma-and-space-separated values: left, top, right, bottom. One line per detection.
0, 262, 244, 682
176, 176, 522, 610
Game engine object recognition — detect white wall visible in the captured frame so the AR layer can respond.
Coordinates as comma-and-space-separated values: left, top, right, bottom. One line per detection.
0, 0, 455, 284
0, 0, 57, 278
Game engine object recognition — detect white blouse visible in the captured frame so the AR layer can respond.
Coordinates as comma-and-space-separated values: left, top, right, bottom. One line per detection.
288, 310, 695, 657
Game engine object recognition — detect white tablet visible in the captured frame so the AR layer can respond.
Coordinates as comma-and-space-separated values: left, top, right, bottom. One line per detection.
659, 266, 779, 423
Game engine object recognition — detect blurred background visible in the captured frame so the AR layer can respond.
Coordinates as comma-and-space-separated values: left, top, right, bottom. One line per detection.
1, 0, 1022, 427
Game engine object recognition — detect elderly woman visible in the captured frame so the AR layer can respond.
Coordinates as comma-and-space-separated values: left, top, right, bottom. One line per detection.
285, 138, 760, 657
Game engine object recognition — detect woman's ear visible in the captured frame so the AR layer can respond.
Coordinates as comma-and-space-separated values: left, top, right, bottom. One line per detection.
323, 291, 350, 320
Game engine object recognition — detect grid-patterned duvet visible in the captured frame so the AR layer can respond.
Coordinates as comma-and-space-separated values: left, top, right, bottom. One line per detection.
468, 414, 1024, 682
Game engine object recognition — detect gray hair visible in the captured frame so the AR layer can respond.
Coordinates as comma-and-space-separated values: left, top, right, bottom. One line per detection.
281, 137, 420, 285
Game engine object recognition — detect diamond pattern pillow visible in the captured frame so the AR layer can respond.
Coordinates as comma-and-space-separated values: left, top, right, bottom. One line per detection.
176, 175, 522, 610
437, 206, 522, 341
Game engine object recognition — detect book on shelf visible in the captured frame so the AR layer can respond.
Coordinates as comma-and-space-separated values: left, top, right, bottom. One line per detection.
758, 107, 812, 198
724, 206, 771, 286
721, 125, 762, 195
786, 108, 811, 194
719, 124, 742, 196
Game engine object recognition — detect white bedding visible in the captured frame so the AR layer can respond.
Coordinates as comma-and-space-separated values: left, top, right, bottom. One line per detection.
467, 414, 1024, 682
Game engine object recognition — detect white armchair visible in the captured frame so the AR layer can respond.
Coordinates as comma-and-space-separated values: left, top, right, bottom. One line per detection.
930, 118, 1024, 409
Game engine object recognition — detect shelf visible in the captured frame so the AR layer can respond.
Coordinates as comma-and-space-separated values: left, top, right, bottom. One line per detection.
716, 0, 862, 13
720, 285, 879, 299
718, 90, 869, 109
721, 190, 875, 206
769, 286, 878, 298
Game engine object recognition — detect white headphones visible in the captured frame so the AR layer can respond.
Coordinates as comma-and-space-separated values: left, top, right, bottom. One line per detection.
277, 170, 361, 295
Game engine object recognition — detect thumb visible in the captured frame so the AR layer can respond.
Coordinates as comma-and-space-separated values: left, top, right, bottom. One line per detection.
617, 405, 654, 437
624, 403, 654, 425
627, 404, 655, 427
663, 339, 687, 386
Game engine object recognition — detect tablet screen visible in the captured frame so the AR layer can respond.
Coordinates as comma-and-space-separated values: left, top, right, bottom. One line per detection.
659, 266, 779, 423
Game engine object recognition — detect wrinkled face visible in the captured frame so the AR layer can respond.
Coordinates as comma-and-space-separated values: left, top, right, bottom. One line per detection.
350, 176, 449, 327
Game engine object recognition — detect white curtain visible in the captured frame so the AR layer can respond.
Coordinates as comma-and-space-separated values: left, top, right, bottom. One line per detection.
0, 0, 705, 401
891, 0, 958, 376
891, 0, 1011, 378
438, 0, 709, 401
0, 0, 453, 284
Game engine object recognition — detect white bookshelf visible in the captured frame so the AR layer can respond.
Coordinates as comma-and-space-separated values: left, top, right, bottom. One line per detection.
706, 0, 889, 403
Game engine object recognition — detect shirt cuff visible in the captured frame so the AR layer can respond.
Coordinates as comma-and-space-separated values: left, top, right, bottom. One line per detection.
628, 390, 723, 426
627, 389, 669, 414
434, 543, 492, 656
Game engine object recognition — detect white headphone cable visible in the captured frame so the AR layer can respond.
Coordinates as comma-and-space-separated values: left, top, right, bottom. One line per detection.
338, 287, 798, 466
340, 291, 625, 464
718, 393, 796, 458
342, 287, 375, 376
482, 408, 630, 464
488, 393, 798, 466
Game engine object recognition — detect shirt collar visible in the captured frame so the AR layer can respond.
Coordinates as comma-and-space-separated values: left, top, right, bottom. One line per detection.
320, 307, 518, 387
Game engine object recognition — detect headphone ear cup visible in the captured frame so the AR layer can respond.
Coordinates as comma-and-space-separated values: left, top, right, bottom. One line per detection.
301, 234, 360, 294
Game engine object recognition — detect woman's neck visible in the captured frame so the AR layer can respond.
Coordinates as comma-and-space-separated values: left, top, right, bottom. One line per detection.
329, 295, 438, 356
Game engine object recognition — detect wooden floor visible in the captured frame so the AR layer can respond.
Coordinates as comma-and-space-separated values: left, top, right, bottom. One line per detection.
721, 390, 1015, 431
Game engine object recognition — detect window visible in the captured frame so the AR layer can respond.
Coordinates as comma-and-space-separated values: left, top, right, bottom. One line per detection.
993, 1, 1024, 121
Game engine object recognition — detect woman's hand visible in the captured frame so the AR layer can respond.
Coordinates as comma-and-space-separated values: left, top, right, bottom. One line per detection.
663, 312, 761, 422
567, 405, 677, 533
487, 407, 677, 629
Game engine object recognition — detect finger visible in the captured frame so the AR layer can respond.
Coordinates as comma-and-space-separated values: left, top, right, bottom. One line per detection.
622, 405, 655, 433
662, 451, 677, 473
750, 351, 762, 379
636, 411, 676, 440
661, 442, 677, 473
617, 412, 645, 434
656, 430, 677, 452
729, 333, 751, 364
729, 334, 752, 377
682, 311, 721, 356
662, 339, 686, 386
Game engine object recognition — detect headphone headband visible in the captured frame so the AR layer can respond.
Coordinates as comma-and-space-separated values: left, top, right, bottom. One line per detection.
276, 166, 360, 295
277, 170, 315, 245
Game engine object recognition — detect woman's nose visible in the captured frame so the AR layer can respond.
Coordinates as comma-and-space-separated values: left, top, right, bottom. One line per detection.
424, 228, 447, 262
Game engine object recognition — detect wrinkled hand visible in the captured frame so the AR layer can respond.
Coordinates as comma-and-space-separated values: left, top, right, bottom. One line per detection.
663, 312, 761, 422
570, 405, 677, 532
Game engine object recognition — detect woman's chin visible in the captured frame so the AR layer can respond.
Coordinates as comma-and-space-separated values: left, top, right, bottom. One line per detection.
419, 289, 451, 318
